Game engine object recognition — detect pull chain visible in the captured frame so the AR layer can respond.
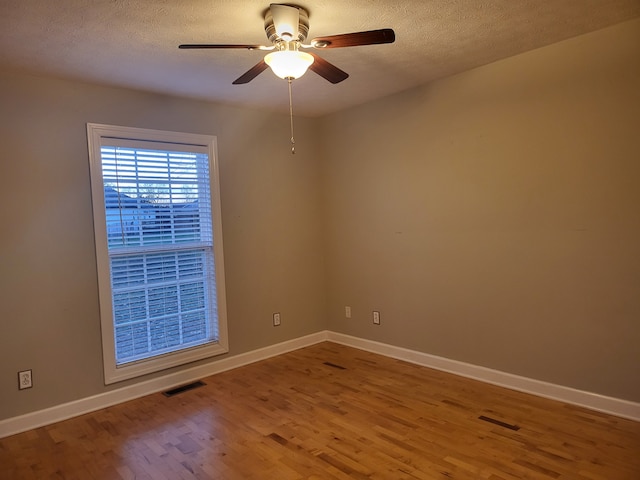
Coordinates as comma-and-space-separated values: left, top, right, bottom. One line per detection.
288, 78, 295, 154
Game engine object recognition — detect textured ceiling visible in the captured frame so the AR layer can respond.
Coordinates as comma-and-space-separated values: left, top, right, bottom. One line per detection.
1, 0, 639, 116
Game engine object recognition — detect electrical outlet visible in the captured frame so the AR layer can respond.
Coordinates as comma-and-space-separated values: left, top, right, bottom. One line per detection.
18, 370, 33, 390
345, 306, 352, 318
373, 311, 381, 325
273, 312, 281, 326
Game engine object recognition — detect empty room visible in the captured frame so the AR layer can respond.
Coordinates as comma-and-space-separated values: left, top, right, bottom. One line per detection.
1, 1, 639, 478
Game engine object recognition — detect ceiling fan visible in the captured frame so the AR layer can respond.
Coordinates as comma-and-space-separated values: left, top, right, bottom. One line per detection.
178, 3, 396, 85
179, 4, 394, 153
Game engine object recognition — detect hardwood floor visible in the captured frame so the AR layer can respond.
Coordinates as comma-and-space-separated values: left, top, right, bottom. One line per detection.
1, 342, 639, 479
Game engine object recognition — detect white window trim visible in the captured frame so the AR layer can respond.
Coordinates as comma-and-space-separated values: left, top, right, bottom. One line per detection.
87, 123, 228, 384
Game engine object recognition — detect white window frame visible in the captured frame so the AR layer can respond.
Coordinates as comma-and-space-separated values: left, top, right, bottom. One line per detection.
87, 123, 228, 384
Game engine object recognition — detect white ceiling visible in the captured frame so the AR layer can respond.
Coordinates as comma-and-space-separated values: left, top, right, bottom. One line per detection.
1, 0, 639, 117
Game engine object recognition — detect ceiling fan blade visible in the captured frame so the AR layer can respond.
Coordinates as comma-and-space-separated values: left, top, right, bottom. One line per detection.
310, 28, 395, 49
232, 60, 269, 85
179, 44, 269, 50
308, 53, 349, 84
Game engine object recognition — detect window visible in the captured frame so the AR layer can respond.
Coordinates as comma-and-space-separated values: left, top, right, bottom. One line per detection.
87, 124, 228, 384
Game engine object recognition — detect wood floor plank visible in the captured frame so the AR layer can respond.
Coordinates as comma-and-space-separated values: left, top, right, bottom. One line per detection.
1, 342, 639, 479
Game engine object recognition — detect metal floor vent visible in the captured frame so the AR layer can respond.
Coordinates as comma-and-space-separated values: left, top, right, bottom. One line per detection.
478, 415, 520, 431
163, 380, 206, 397
323, 361, 346, 370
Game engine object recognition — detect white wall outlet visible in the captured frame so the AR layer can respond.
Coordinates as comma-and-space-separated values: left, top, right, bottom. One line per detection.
18, 370, 33, 390
373, 311, 381, 325
273, 312, 281, 326
345, 306, 352, 318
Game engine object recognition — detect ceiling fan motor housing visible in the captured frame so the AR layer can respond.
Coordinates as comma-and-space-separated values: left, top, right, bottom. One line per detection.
264, 5, 309, 42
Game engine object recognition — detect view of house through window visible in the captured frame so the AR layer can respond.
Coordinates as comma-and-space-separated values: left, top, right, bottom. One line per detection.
87, 124, 228, 384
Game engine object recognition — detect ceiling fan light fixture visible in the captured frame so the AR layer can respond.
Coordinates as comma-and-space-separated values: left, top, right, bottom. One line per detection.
264, 50, 314, 79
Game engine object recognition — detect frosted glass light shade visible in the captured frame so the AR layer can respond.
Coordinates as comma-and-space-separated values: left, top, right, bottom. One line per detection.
264, 50, 314, 79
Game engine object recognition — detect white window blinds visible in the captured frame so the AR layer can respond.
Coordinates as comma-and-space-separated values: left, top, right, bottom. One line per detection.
103, 145, 218, 364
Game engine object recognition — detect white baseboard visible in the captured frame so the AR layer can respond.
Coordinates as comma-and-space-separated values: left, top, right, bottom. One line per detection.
2, 330, 638, 439
327, 331, 640, 422
0, 331, 328, 439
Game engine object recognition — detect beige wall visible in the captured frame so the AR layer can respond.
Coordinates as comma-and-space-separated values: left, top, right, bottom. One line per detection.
321, 19, 640, 402
0, 72, 327, 419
